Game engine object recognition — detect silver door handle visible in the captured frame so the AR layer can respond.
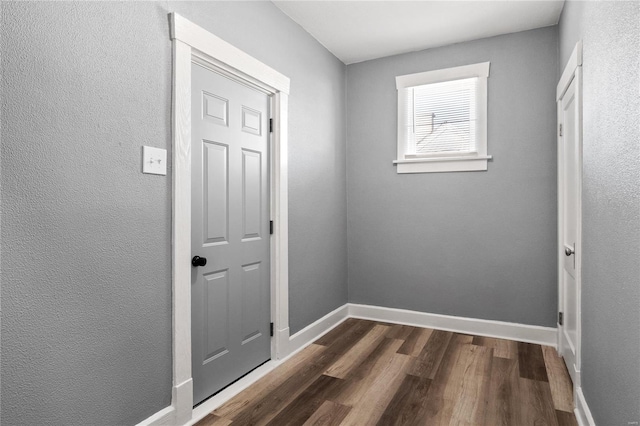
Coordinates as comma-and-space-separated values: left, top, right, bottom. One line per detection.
564, 246, 574, 256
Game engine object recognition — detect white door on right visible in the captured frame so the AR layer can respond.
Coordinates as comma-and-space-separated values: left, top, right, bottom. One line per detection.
558, 71, 580, 387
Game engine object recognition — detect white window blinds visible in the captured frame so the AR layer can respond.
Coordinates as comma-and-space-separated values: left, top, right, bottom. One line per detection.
403, 77, 478, 156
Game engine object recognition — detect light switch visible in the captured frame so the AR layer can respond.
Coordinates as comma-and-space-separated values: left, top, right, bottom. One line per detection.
142, 146, 167, 176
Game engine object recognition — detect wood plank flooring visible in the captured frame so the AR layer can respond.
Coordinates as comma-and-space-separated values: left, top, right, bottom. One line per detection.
196, 319, 577, 426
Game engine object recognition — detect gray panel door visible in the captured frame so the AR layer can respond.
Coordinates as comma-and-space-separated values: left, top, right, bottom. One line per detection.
191, 63, 271, 405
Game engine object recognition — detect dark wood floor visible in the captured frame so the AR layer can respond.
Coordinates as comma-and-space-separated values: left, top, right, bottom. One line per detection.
196, 318, 577, 426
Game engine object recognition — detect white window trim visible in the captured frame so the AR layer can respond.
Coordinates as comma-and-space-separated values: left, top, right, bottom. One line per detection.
394, 62, 492, 173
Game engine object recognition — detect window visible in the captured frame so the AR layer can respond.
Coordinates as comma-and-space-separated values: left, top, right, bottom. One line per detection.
394, 62, 491, 173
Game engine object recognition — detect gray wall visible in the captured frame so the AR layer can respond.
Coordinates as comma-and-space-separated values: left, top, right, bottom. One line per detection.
1, 1, 347, 424
559, 2, 640, 424
346, 27, 559, 327
1, 3, 173, 425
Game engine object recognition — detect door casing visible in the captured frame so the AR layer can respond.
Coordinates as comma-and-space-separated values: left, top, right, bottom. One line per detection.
556, 40, 583, 400
170, 13, 291, 424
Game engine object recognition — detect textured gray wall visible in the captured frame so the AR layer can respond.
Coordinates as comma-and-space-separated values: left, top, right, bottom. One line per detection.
1, 1, 346, 424
346, 27, 559, 327
1, 3, 173, 425
559, 2, 640, 424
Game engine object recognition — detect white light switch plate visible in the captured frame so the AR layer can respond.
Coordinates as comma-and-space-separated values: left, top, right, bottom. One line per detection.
142, 146, 167, 175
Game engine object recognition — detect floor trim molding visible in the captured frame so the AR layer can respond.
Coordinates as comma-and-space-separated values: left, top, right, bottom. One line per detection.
136, 406, 175, 426
348, 303, 558, 347
139, 302, 561, 425
574, 386, 596, 426
286, 304, 349, 355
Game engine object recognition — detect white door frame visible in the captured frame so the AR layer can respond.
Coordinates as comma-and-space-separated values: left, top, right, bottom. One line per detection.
169, 13, 290, 424
556, 40, 583, 395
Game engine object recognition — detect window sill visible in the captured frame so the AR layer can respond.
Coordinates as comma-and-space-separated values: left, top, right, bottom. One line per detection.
393, 155, 492, 173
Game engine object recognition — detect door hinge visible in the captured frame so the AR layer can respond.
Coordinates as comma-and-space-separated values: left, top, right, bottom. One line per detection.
558, 312, 563, 326
269, 118, 273, 133
270, 322, 274, 337
559, 124, 563, 137
270, 220, 274, 235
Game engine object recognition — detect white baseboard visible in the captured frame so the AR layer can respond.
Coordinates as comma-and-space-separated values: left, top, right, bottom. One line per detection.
348, 303, 557, 347
136, 406, 175, 426
286, 304, 349, 356
136, 379, 193, 426
575, 387, 596, 426
139, 302, 559, 426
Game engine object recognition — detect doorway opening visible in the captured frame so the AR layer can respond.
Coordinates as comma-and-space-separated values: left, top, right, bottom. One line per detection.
556, 40, 583, 402
170, 12, 291, 424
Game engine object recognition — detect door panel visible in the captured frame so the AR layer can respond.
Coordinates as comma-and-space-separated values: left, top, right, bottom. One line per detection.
203, 92, 229, 126
242, 149, 263, 240
242, 107, 262, 135
241, 262, 263, 344
203, 141, 229, 245
203, 270, 229, 362
191, 63, 271, 405
563, 270, 577, 350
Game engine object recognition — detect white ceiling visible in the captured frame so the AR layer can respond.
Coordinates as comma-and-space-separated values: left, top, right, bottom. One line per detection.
272, 1, 565, 64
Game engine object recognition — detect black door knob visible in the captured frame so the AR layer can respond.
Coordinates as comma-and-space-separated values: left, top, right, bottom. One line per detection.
192, 256, 207, 267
